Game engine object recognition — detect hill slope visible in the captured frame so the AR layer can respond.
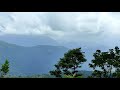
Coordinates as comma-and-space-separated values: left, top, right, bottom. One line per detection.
0, 34, 59, 47
0, 40, 68, 75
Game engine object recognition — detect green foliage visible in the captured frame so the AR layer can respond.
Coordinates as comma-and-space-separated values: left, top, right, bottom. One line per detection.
63, 75, 74, 78
89, 46, 120, 78
49, 64, 62, 78
0, 59, 9, 77
50, 48, 87, 78
63, 74, 83, 78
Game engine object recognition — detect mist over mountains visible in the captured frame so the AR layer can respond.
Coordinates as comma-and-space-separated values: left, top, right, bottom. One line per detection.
0, 12, 119, 76
0, 34, 59, 47
0, 34, 111, 74
0, 40, 68, 75
0, 12, 120, 49
0, 36, 110, 75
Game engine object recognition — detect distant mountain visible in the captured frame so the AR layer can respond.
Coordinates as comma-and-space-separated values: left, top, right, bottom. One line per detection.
0, 34, 59, 47
0, 39, 112, 75
79, 70, 93, 78
0, 40, 69, 75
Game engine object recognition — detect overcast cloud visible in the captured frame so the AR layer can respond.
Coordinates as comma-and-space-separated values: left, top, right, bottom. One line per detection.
0, 12, 120, 48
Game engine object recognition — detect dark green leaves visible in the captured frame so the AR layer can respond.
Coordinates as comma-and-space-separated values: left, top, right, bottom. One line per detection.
50, 46, 120, 78
0, 59, 9, 77
49, 48, 86, 78
89, 46, 120, 78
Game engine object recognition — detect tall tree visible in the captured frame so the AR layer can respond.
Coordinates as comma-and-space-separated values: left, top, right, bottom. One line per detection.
89, 46, 120, 78
50, 48, 86, 78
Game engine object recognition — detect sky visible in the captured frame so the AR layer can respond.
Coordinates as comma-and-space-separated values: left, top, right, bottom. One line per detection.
0, 12, 120, 49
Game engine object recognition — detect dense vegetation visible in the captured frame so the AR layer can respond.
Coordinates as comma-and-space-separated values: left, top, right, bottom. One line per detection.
50, 48, 86, 78
50, 46, 120, 78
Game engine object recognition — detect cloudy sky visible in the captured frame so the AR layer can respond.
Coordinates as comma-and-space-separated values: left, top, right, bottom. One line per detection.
0, 12, 120, 48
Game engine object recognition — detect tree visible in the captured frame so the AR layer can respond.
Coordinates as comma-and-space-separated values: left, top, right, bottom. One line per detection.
50, 48, 86, 78
0, 59, 9, 77
89, 46, 120, 78
49, 64, 62, 78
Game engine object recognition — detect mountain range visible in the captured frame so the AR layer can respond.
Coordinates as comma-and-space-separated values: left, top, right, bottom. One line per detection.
0, 34, 110, 75
0, 34, 59, 47
0, 40, 68, 75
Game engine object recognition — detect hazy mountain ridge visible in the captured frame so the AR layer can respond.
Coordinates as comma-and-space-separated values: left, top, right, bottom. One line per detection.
0, 39, 111, 75
0, 40, 69, 75
0, 34, 59, 47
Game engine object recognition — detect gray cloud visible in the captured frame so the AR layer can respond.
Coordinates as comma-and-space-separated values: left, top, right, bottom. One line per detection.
0, 12, 120, 48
